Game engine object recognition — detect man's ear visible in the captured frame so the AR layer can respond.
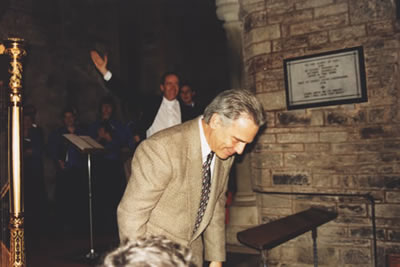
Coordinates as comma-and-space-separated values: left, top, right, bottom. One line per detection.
160, 84, 165, 93
209, 114, 221, 130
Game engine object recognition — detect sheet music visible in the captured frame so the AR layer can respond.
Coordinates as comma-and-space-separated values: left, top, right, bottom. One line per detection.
80, 135, 104, 149
63, 134, 104, 153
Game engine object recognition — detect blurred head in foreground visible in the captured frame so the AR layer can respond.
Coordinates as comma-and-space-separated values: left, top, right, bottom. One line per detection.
100, 235, 196, 267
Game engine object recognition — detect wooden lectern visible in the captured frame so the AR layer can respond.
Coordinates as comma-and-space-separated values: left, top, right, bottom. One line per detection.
63, 134, 104, 261
237, 207, 338, 267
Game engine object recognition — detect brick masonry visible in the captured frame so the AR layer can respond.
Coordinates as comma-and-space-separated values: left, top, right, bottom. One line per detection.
240, 0, 400, 266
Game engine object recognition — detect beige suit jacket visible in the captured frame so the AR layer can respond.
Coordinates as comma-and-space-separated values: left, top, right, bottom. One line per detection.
117, 118, 234, 266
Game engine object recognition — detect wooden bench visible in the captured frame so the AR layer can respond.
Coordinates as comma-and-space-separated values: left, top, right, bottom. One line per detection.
237, 207, 338, 267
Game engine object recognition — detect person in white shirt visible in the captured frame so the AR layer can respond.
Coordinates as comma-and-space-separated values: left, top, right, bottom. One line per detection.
90, 50, 190, 140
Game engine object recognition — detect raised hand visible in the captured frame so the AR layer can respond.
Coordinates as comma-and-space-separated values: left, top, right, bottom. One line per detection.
90, 50, 108, 76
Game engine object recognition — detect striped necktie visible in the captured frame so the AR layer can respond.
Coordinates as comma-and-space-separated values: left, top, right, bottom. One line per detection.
193, 151, 214, 234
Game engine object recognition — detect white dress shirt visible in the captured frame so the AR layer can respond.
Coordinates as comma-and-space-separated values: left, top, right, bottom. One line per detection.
104, 70, 112, 81
146, 97, 181, 138
104, 71, 181, 138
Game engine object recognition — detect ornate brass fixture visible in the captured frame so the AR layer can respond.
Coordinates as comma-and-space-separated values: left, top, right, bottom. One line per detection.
0, 44, 5, 54
5, 37, 26, 267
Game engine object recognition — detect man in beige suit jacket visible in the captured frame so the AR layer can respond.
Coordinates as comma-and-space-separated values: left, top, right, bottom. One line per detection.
117, 89, 265, 267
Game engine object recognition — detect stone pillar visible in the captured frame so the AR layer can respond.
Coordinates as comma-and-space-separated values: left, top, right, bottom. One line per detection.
216, 0, 244, 89
216, 0, 259, 252
226, 153, 259, 251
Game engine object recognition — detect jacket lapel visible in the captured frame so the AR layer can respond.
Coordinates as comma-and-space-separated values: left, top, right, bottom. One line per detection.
191, 156, 227, 240
185, 119, 203, 238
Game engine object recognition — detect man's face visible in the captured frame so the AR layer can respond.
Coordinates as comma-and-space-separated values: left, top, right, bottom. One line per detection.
23, 115, 33, 129
160, 74, 179, 101
180, 85, 194, 105
63, 112, 76, 128
101, 103, 113, 120
208, 114, 259, 160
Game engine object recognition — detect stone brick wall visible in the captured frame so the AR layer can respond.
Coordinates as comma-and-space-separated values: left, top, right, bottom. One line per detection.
240, 0, 400, 266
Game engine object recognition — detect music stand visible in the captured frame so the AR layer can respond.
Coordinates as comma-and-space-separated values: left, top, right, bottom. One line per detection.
63, 134, 104, 261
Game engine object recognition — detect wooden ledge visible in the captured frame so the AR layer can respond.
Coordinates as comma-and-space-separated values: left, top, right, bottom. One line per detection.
237, 207, 337, 251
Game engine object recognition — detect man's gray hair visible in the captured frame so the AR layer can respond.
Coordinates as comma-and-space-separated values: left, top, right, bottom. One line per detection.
100, 235, 196, 267
203, 89, 265, 126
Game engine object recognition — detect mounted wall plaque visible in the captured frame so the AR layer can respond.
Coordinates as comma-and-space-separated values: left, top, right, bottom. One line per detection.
283, 46, 367, 110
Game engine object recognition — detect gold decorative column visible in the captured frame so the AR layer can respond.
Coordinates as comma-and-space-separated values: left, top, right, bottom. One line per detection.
5, 37, 26, 267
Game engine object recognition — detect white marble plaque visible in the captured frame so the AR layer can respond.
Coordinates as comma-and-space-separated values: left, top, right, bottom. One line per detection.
284, 47, 367, 109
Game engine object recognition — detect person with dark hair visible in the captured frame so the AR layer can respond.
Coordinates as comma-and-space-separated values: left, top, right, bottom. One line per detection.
90, 96, 128, 158
179, 83, 203, 121
48, 106, 88, 234
89, 95, 129, 234
118, 89, 266, 267
23, 104, 48, 236
100, 235, 196, 267
90, 50, 191, 139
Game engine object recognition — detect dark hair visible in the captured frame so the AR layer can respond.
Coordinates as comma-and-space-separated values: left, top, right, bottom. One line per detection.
98, 95, 116, 117
203, 89, 265, 127
24, 104, 37, 119
61, 106, 78, 118
180, 82, 194, 92
160, 71, 180, 85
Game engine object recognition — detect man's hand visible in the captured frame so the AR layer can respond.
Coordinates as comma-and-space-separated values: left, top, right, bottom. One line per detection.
98, 127, 112, 142
58, 160, 65, 170
209, 261, 222, 267
90, 50, 108, 76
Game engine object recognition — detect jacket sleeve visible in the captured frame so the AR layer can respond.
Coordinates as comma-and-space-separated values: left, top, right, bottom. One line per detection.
106, 75, 159, 139
105, 75, 131, 100
117, 138, 172, 242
